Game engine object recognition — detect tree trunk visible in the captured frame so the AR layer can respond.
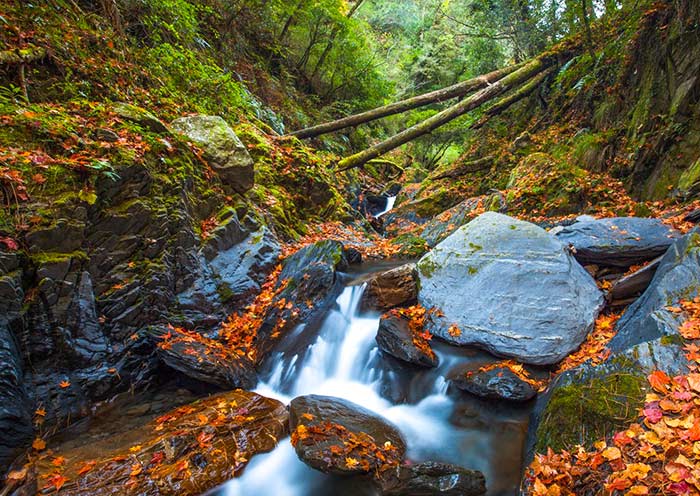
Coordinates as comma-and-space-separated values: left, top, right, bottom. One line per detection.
290, 62, 525, 139
580, 0, 596, 58
279, 0, 305, 43
470, 67, 554, 130
310, 0, 365, 81
337, 57, 553, 171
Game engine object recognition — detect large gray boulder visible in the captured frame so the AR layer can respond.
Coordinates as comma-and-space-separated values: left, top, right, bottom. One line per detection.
171, 115, 254, 193
553, 216, 679, 268
417, 212, 603, 365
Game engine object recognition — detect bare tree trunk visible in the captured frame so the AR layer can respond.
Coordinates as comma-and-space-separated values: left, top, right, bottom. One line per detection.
310, 0, 365, 81
580, 0, 596, 58
279, 0, 305, 42
337, 57, 553, 171
290, 62, 525, 139
100, 0, 124, 36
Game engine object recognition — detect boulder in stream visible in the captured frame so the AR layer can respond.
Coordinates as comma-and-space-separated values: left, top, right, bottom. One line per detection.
361, 263, 418, 311
24, 390, 288, 496
289, 394, 406, 476
417, 212, 603, 365
378, 461, 486, 496
553, 216, 679, 268
376, 312, 438, 368
451, 363, 538, 402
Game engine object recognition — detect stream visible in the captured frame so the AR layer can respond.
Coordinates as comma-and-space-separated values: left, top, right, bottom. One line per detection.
210, 268, 530, 496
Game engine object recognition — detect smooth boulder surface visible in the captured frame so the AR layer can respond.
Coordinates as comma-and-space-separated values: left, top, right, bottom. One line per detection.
376, 312, 438, 368
554, 216, 679, 267
379, 461, 486, 496
452, 364, 537, 402
171, 115, 254, 193
361, 263, 418, 311
417, 212, 603, 365
289, 395, 406, 475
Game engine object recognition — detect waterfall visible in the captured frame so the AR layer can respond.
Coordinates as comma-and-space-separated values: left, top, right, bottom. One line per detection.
212, 280, 527, 496
375, 196, 397, 218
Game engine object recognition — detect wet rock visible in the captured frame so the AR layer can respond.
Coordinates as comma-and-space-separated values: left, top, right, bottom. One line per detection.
361, 264, 418, 311
178, 211, 280, 324
114, 102, 168, 133
417, 212, 603, 365
451, 364, 537, 402
28, 390, 287, 496
553, 216, 679, 268
171, 115, 254, 193
376, 313, 438, 368
289, 394, 406, 475
152, 326, 256, 390
379, 461, 486, 496
344, 246, 363, 265
609, 256, 662, 305
0, 325, 33, 473
257, 240, 347, 357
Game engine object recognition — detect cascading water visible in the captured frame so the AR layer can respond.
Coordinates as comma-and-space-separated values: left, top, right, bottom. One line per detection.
375, 196, 397, 218
212, 278, 530, 496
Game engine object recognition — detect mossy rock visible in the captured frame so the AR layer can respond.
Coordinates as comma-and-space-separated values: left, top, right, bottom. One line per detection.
534, 364, 647, 453
392, 234, 429, 259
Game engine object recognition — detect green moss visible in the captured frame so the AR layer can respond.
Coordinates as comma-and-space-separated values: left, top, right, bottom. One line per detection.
660, 334, 683, 346
678, 158, 700, 193
30, 250, 88, 265
535, 369, 647, 453
216, 281, 234, 303
391, 234, 429, 259
467, 265, 478, 275
417, 256, 438, 277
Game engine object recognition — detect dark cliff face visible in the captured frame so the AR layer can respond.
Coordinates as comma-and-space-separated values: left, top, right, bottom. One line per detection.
623, 0, 700, 199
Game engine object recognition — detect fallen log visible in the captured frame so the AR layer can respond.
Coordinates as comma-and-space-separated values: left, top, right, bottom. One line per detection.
0, 46, 47, 65
289, 62, 524, 139
469, 67, 554, 130
337, 56, 554, 171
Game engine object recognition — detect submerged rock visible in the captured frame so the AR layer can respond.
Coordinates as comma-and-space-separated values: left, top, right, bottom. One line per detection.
553, 216, 679, 268
361, 263, 418, 311
417, 212, 603, 365
289, 395, 406, 476
171, 115, 254, 193
379, 461, 486, 496
26, 390, 287, 496
376, 312, 438, 368
451, 364, 537, 402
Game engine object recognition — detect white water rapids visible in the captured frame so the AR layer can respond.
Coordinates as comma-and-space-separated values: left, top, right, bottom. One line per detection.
214, 281, 528, 496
